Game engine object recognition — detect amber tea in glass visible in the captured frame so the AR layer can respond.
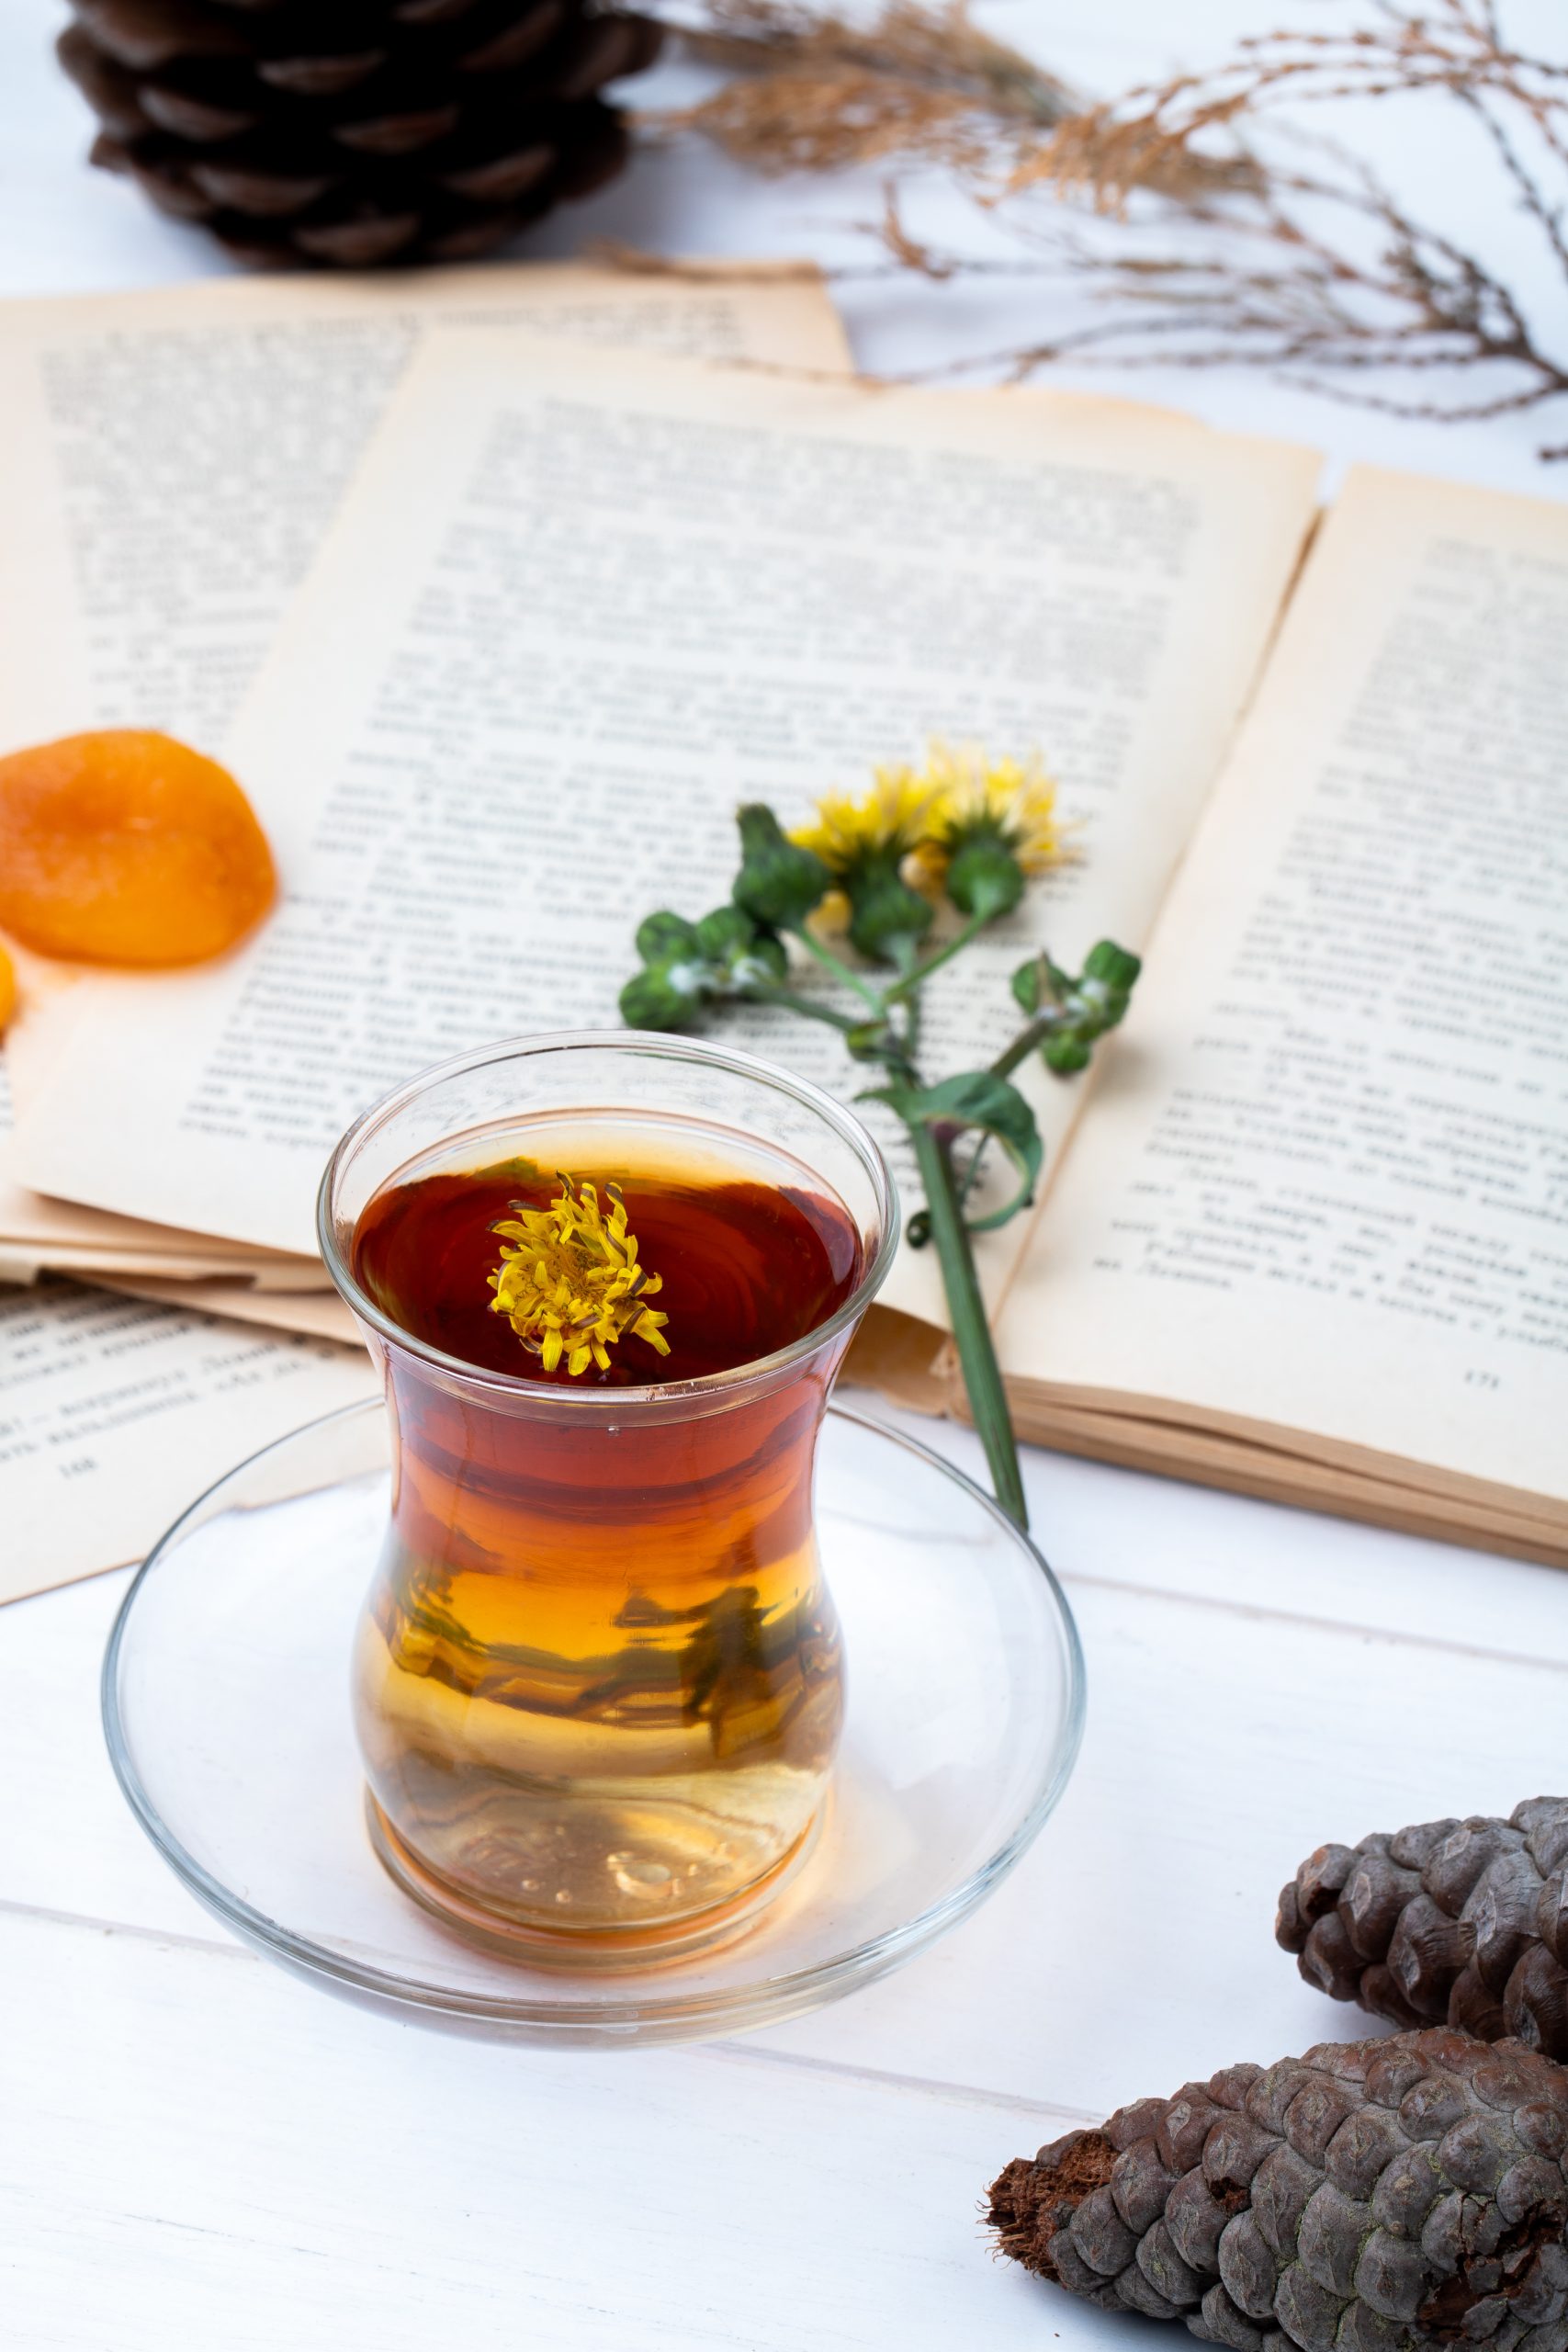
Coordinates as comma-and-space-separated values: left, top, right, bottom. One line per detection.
320, 1035, 896, 1965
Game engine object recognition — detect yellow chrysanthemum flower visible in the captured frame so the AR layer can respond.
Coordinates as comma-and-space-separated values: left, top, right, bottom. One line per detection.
792, 763, 946, 877
922, 744, 1073, 876
490, 1176, 670, 1377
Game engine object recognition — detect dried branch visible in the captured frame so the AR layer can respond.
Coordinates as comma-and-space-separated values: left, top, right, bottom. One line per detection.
995, 3, 1568, 447
649, 0, 1568, 455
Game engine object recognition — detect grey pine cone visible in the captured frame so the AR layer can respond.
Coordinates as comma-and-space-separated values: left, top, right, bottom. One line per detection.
1278, 1800, 1568, 2061
988, 2030, 1568, 2352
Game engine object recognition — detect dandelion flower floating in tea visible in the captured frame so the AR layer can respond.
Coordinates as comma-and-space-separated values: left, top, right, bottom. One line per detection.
489, 1175, 671, 1376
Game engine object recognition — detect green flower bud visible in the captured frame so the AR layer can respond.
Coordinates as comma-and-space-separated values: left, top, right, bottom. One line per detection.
694, 904, 755, 961
733, 805, 831, 930
636, 911, 701, 965
1009, 938, 1140, 1074
620, 962, 706, 1032
729, 933, 789, 994
944, 837, 1025, 922
845, 855, 934, 962
1084, 940, 1142, 993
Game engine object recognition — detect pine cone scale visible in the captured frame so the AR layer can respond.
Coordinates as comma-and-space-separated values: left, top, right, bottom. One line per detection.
395, 0, 479, 25
293, 209, 422, 264
76, 0, 250, 70
1540, 1877, 1568, 1968
141, 82, 261, 139
1513, 1948, 1568, 2055
333, 104, 461, 153
439, 142, 550, 198
255, 53, 387, 96
190, 156, 342, 209
459, 11, 561, 69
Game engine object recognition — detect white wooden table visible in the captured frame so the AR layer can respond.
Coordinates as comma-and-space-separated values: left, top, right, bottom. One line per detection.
2, 3, 1563, 2342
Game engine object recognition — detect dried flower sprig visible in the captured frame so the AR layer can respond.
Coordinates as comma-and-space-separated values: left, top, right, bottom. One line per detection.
649, 0, 1249, 199
648, 0, 1568, 454
987, 2, 1568, 442
656, 0, 1072, 178
619, 746, 1138, 1525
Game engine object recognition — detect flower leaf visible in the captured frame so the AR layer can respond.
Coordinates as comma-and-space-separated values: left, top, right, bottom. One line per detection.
864, 1069, 1043, 1232
1010, 949, 1063, 1017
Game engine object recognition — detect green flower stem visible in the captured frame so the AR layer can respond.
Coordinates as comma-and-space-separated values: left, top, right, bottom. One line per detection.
758, 988, 863, 1035
888, 936, 923, 1066
881, 913, 988, 1004
906, 1117, 1029, 1532
990, 1014, 1058, 1082
955, 1135, 989, 1211
788, 922, 887, 1013
903, 980, 923, 1067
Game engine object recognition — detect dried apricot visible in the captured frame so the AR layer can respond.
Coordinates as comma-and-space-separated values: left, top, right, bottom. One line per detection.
0, 943, 15, 1037
0, 729, 276, 967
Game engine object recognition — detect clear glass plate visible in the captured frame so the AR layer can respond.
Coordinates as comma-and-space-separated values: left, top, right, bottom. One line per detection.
103, 1398, 1085, 2048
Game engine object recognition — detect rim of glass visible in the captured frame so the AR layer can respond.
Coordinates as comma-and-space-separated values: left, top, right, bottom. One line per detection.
316, 1028, 900, 1408
101, 1396, 1087, 2038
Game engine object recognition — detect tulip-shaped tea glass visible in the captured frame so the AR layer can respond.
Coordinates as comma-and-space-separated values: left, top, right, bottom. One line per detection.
319, 1032, 897, 1966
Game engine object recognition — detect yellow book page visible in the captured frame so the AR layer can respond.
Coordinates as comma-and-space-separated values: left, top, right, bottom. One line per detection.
995, 468, 1568, 1510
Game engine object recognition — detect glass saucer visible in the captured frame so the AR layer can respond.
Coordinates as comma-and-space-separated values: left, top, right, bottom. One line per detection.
103, 1398, 1084, 2048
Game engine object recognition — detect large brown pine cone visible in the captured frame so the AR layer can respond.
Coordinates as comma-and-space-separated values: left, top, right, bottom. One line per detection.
989, 2030, 1568, 2351
58, 0, 664, 268
1278, 1801, 1568, 2062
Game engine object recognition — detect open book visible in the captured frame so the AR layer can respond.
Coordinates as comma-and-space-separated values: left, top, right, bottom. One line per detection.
10, 321, 1566, 1565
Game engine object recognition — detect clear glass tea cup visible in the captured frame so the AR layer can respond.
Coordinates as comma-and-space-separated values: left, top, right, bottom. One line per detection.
319, 1031, 897, 1964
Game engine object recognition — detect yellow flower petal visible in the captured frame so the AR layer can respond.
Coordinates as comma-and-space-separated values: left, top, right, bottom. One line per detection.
923, 741, 1075, 875
489, 1175, 672, 1379
792, 764, 945, 876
